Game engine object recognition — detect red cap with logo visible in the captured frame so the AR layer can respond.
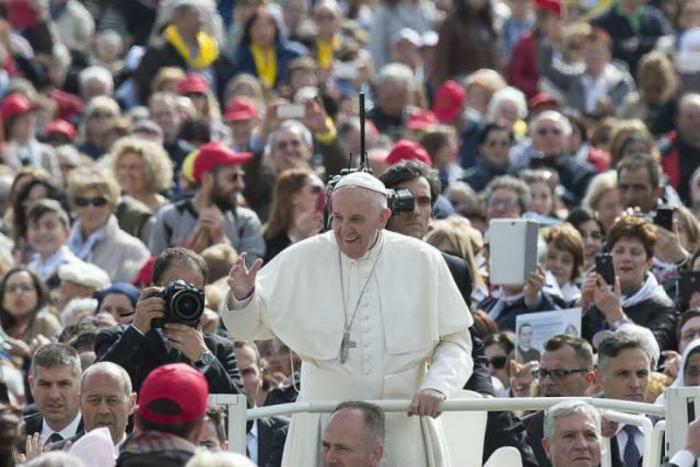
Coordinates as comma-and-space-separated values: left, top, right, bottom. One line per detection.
177, 73, 210, 95
224, 97, 259, 121
432, 80, 465, 124
1, 93, 35, 125
193, 141, 253, 183
46, 119, 77, 141
528, 92, 561, 112
386, 139, 432, 166
139, 363, 208, 425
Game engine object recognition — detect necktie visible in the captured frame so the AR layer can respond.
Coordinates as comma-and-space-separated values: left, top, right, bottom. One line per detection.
622, 425, 641, 467
45, 432, 63, 446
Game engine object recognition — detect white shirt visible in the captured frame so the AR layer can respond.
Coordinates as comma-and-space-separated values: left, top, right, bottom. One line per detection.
246, 419, 259, 464
582, 72, 610, 114
669, 449, 696, 467
40, 412, 81, 444
615, 424, 644, 463
27, 246, 83, 282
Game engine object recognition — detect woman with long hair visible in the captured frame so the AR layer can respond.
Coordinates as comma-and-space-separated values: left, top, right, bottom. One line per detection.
263, 168, 324, 263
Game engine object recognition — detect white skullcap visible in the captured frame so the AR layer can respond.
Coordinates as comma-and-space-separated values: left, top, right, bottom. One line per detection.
334, 172, 387, 196
680, 27, 700, 52
58, 262, 111, 290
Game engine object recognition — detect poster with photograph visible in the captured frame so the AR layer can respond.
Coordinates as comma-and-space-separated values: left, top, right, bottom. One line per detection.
515, 308, 582, 363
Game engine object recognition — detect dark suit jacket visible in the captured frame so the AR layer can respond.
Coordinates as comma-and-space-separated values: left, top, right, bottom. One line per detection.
264, 424, 289, 467
94, 324, 243, 395
440, 251, 473, 308
23, 412, 84, 439
257, 416, 289, 467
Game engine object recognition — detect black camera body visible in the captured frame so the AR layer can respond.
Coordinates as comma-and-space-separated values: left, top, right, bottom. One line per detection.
152, 280, 205, 328
387, 188, 415, 213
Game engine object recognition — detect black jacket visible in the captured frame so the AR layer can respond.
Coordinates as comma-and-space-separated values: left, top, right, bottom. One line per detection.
462, 160, 510, 193
256, 416, 289, 467
94, 324, 243, 395
23, 412, 83, 439
582, 291, 678, 352
479, 292, 568, 333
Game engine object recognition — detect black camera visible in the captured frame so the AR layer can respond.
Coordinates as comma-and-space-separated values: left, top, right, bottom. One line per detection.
153, 280, 205, 328
387, 188, 415, 213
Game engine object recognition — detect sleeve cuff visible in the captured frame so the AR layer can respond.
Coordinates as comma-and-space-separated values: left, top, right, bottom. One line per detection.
227, 291, 254, 310
670, 449, 696, 467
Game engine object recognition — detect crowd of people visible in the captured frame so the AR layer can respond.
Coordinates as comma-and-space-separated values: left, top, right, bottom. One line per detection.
0, 0, 699, 465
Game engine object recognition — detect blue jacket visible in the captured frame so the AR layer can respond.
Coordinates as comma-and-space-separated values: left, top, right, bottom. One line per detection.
229, 39, 307, 88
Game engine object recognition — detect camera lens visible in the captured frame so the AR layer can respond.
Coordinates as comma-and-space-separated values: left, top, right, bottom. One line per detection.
172, 291, 204, 322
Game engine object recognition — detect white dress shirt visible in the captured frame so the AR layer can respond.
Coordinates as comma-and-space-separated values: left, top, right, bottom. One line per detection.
40, 413, 82, 444
669, 449, 696, 467
246, 418, 258, 464
615, 424, 644, 463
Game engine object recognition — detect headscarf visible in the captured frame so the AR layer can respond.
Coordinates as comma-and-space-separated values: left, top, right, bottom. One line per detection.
94, 282, 140, 312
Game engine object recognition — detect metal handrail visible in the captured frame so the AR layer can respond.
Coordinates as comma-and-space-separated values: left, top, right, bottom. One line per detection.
247, 396, 665, 420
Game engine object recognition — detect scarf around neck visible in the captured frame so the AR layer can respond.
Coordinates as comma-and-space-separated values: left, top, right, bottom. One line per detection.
163, 24, 219, 69
68, 216, 115, 263
620, 272, 665, 309
250, 44, 277, 89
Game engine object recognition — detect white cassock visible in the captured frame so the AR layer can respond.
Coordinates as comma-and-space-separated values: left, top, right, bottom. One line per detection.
221, 230, 474, 467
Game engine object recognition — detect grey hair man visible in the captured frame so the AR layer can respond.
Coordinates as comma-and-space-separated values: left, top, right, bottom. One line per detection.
27, 344, 83, 444
543, 400, 601, 467
323, 401, 385, 467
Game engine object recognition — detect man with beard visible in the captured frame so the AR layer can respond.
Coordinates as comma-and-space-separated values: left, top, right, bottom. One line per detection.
148, 142, 265, 263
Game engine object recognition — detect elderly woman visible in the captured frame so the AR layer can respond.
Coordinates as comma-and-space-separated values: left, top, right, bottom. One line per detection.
485, 86, 528, 137
0, 267, 61, 360
66, 167, 150, 282
542, 223, 584, 302
263, 168, 324, 263
581, 171, 621, 232
105, 136, 174, 211
580, 215, 677, 351
94, 282, 140, 325
77, 96, 121, 160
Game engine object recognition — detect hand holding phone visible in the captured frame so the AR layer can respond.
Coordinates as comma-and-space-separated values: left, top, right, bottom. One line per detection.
654, 207, 674, 232
595, 253, 615, 286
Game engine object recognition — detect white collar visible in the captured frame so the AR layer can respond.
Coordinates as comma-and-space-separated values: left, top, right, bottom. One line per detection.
41, 412, 82, 442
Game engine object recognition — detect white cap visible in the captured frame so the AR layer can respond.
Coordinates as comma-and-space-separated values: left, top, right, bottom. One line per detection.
58, 262, 111, 290
394, 28, 422, 47
334, 172, 387, 196
421, 31, 438, 48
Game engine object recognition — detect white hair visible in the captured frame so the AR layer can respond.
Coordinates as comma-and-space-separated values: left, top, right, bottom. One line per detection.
486, 86, 528, 122
268, 120, 313, 150
377, 63, 415, 90
184, 451, 257, 467
543, 400, 601, 440
79, 66, 114, 95
530, 110, 572, 137
60, 298, 99, 327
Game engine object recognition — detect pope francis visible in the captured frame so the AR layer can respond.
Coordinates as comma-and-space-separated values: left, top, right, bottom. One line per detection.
222, 172, 474, 466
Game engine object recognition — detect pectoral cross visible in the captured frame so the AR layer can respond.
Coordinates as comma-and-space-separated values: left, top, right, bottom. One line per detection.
340, 331, 356, 364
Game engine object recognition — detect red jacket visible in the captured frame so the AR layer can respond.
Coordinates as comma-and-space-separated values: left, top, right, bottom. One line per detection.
507, 33, 539, 98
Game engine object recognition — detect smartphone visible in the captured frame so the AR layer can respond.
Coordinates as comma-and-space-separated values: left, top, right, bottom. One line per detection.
276, 103, 305, 120
679, 271, 700, 307
654, 207, 674, 232
595, 253, 615, 286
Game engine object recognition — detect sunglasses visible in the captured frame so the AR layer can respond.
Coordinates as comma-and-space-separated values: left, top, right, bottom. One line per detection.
537, 127, 562, 136
486, 355, 507, 369
74, 196, 109, 208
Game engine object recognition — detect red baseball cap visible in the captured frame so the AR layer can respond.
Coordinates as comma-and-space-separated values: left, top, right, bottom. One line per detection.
432, 80, 465, 124
193, 141, 253, 183
139, 363, 208, 425
46, 119, 77, 141
386, 139, 432, 166
224, 97, 259, 122
528, 92, 561, 112
534, 0, 561, 16
177, 73, 210, 95
406, 109, 438, 130
1, 93, 35, 125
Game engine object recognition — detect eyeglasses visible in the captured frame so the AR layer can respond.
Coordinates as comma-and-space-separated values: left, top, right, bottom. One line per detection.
5, 283, 35, 294
537, 127, 562, 136
534, 368, 588, 380
486, 355, 507, 369
74, 196, 109, 208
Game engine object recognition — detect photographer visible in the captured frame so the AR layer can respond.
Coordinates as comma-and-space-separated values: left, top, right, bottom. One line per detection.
95, 248, 243, 395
